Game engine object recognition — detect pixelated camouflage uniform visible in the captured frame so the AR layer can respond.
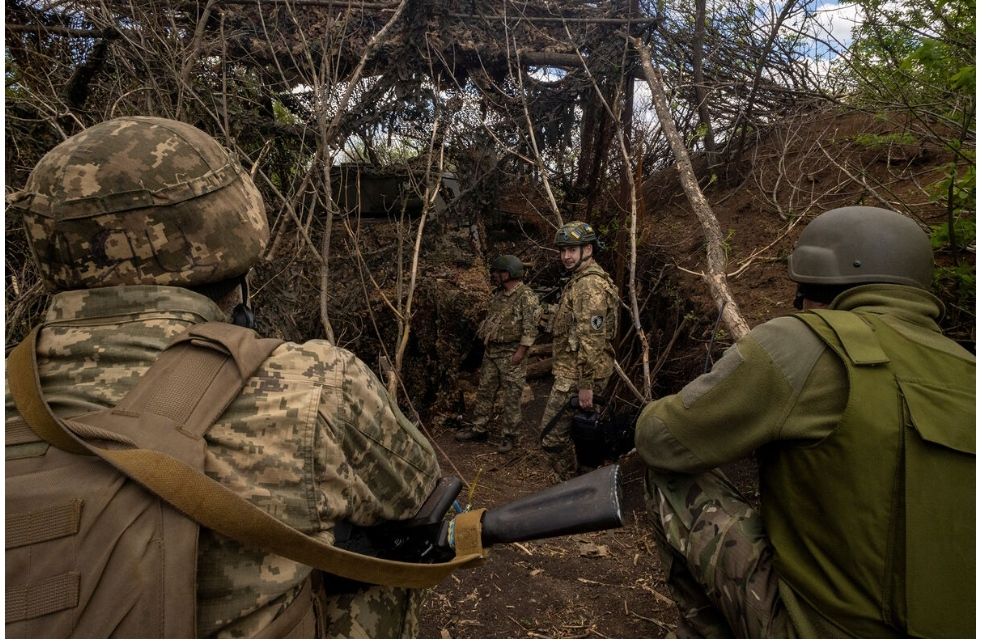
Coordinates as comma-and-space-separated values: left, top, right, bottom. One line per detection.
473, 283, 541, 440
4, 285, 439, 637
539, 258, 618, 479
635, 285, 975, 638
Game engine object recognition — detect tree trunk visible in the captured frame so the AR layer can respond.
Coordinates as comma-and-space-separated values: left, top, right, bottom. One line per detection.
691, 0, 717, 165
635, 38, 750, 340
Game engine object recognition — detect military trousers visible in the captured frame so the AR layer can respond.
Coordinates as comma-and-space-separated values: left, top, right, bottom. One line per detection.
473, 344, 527, 440
316, 577, 423, 637
643, 467, 796, 638
539, 375, 609, 480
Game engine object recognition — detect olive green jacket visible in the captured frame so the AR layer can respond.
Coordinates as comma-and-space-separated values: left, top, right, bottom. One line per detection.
635, 284, 975, 637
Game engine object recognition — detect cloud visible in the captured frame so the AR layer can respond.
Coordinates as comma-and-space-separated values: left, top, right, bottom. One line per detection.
811, 1, 864, 47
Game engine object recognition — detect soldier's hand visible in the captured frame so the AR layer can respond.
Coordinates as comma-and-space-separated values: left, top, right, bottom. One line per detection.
511, 346, 528, 365
578, 388, 593, 410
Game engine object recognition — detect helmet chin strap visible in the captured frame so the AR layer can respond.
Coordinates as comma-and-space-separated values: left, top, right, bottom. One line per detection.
232, 276, 256, 329
567, 245, 590, 273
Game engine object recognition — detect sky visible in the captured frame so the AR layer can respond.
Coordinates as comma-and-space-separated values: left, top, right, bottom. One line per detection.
811, 1, 864, 46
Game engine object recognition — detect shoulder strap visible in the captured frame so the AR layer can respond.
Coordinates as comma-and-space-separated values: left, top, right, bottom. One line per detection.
8, 325, 485, 589
795, 310, 889, 366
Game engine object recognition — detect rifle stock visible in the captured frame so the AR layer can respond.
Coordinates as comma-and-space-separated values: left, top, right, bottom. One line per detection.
460, 464, 623, 548
333, 465, 624, 567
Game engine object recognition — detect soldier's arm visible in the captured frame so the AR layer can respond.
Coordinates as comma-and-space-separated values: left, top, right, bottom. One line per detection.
635, 317, 846, 473
510, 290, 540, 364
315, 348, 439, 526
519, 288, 541, 348
311, 348, 440, 636
571, 276, 611, 390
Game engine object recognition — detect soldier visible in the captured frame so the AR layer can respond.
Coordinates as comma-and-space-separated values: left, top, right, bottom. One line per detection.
635, 207, 975, 638
456, 255, 541, 453
5, 117, 442, 637
538, 221, 619, 481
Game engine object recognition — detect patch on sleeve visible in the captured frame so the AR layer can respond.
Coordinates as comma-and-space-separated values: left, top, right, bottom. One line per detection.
679, 345, 745, 409
590, 315, 604, 331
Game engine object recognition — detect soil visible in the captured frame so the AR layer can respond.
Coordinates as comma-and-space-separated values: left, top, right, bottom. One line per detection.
417, 379, 758, 639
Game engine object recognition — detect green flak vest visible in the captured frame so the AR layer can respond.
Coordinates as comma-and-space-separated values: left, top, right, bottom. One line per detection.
760, 309, 975, 638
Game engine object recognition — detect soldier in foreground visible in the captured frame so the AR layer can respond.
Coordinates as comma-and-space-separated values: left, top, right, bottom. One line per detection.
635, 207, 975, 637
539, 221, 619, 480
5, 117, 444, 637
456, 255, 541, 453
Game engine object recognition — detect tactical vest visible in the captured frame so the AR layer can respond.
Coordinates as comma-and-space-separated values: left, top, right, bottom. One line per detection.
479, 284, 536, 345
6, 322, 486, 637
760, 309, 975, 638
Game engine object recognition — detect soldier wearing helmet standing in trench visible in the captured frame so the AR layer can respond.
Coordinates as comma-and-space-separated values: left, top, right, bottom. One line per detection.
5, 117, 439, 637
456, 255, 541, 454
539, 222, 619, 481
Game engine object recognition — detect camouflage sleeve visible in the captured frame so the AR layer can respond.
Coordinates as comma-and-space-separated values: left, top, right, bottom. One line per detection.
519, 288, 541, 347
312, 348, 440, 637
571, 275, 613, 390
634, 318, 845, 473
314, 350, 440, 527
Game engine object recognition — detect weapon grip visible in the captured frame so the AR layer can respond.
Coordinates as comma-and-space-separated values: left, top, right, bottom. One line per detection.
406, 476, 462, 528
479, 464, 623, 546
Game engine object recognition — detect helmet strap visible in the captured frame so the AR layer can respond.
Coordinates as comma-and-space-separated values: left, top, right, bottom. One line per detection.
232, 276, 256, 330
792, 286, 805, 310
569, 244, 591, 273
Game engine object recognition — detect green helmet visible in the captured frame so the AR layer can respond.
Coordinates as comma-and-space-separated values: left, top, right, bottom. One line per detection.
788, 206, 932, 289
9, 116, 269, 292
491, 254, 525, 279
554, 221, 598, 247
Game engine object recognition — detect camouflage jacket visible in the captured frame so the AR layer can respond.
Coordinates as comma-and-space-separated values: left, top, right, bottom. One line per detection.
4, 285, 440, 637
477, 282, 541, 348
550, 259, 619, 388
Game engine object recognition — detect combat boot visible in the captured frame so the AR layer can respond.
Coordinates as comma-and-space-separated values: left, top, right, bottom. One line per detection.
455, 429, 488, 442
497, 437, 515, 453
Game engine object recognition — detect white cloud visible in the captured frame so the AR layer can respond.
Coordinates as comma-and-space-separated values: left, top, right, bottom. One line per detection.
811, 1, 864, 47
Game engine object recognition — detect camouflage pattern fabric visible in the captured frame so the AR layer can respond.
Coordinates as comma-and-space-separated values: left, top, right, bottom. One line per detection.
472, 345, 527, 440
476, 282, 541, 346
4, 285, 439, 638
473, 283, 540, 440
320, 583, 423, 638
538, 375, 609, 480
7, 117, 268, 292
643, 468, 796, 638
550, 259, 618, 389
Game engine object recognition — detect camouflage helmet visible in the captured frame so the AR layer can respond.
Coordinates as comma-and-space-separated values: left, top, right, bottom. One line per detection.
554, 221, 598, 247
789, 206, 932, 289
8, 116, 268, 292
491, 254, 525, 279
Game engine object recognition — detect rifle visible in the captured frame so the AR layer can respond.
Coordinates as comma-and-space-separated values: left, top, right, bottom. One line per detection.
331, 464, 623, 575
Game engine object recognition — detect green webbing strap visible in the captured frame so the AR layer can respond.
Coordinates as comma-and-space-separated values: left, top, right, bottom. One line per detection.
799, 309, 889, 366
8, 326, 485, 589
